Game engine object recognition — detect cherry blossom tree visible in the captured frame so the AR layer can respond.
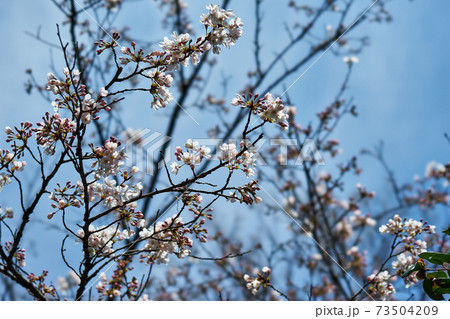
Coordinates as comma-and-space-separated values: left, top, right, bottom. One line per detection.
0, 0, 448, 301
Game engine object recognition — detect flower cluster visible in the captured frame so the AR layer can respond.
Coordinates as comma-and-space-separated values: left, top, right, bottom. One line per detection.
4, 241, 26, 267
171, 139, 211, 174
96, 256, 138, 300
379, 214, 435, 241
101, 5, 242, 112
48, 181, 82, 219
46, 68, 80, 95
356, 183, 376, 198
0, 148, 27, 175
77, 91, 108, 125
243, 266, 271, 295
258, 93, 290, 130
91, 137, 127, 178
367, 270, 396, 300
227, 180, 262, 205
317, 100, 348, 132
231, 93, 289, 131
343, 56, 359, 65
392, 253, 414, 274
27, 270, 56, 298
139, 216, 193, 265
335, 219, 353, 240
200, 4, 244, 54
391, 253, 419, 288
96, 273, 112, 298
76, 224, 134, 257
0, 206, 14, 219
424, 161, 447, 179
379, 214, 403, 235
4, 121, 33, 151
217, 142, 238, 162
118, 43, 176, 109
404, 161, 449, 208
218, 141, 257, 177
311, 276, 336, 297
182, 192, 204, 207
118, 41, 162, 66
118, 4, 242, 69
379, 214, 435, 289
181, 193, 212, 243
105, 0, 122, 10
148, 69, 173, 109
379, 215, 434, 262
346, 246, 367, 277
156, 4, 243, 66
47, 68, 108, 123
83, 175, 143, 218
331, 209, 377, 240
57, 270, 81, 296
95, 32, 120, 55
349, 210, 376, 227
34, 112, 76, 155
323, 139, 343, 158
11, 159, 26, 172
3, 123, 31, 174
158, 32, 212, 69
0, 173, 11, 192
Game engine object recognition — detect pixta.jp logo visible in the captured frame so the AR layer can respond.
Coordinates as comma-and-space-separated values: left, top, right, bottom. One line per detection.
124, 129, 325, 176
124, 129, 171, 175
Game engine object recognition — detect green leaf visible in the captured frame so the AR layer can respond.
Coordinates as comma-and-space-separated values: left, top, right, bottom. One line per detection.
419, 252, 450, 265
431, 277, 450, 295
434, 278, 450, 289
427, 271, 448, 280
423, 278, 445, 300
435, 287, 450, 295
401, 262, 423, 278
442, 226, 450, 236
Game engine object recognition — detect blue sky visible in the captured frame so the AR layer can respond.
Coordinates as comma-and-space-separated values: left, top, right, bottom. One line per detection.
0, 0, 449, 299
1, 0, 448, 183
